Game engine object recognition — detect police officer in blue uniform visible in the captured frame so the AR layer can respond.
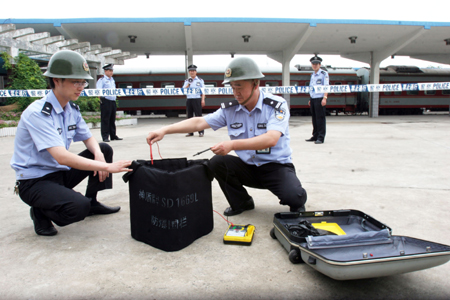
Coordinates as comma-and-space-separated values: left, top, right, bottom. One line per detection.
183, 64, 206, 137
306, 55, 329, 144
10, 50, 132, 236
97, 63, 122, 142
147, 57, 307, 216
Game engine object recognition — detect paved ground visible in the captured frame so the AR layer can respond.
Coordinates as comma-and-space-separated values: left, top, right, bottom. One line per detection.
1, 113, 449, 300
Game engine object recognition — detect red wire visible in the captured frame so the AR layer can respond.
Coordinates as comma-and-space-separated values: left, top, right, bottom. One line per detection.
150, 142, 163, 165
150, 143, 153, 165
213, 210, 233, 226
156, 142, 163, 159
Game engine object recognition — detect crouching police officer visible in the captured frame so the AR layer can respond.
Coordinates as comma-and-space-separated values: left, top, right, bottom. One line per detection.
147, 57, 307, 216
10, 50, 132, 236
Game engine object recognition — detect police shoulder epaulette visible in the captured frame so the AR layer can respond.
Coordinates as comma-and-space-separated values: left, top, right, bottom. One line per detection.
69, 101, 80, 111
41, 102, 53, 116
321, 70, 327, 75
220, 100, 239, 109
263, 98, 283, 112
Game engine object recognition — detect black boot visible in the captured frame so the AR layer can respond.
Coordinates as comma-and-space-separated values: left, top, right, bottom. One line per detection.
30, 207, 57, 236
223, 198, 255, 216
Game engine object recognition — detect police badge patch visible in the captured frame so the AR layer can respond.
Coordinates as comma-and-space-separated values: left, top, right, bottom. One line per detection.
230, 122, 243, 129
275, 109, 286, 121
225, 68, 232, 78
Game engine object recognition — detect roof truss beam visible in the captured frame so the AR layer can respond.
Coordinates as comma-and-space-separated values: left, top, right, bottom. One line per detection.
0, 24, 134, 66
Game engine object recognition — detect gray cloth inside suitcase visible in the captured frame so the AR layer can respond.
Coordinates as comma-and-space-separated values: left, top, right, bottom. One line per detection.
306, 228, 392, 249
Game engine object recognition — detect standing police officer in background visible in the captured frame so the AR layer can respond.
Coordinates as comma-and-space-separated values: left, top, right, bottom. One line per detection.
97, 63, 122, 142
147, 57, 307, 216
10, 50, 132, 236
306, 55, 329, 144
183, 64, 205, 137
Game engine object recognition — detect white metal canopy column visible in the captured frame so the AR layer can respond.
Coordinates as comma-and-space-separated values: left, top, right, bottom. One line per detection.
268, 24, 315, 107
184, 22, 193, 78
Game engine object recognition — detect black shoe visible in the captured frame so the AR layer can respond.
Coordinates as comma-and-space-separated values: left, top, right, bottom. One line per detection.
314, 140, 324, 144
88, 202, 120, 216
103, 139, 110, 142
111, 136, 123, 140
224, 198, 255, 216
305, 137, 316, 142
290, 205, 306, 213
30, 207, 57, 236
185, 133, 194, 137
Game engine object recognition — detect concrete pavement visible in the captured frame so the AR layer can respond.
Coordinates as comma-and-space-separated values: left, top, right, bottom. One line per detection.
1, 114, 449, 300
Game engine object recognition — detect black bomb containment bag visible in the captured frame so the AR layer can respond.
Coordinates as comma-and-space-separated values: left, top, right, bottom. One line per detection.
123, 158, 214, 251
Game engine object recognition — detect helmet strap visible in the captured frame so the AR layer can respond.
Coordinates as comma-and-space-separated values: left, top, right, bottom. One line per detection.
240, 79, 259, 107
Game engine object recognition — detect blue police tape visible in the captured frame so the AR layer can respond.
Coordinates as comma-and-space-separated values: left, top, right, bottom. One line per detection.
1, 82, 450, 98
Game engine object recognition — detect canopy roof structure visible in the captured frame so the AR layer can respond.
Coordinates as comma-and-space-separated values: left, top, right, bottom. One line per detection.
1, 17, 449, 116
2, 17, 449, 65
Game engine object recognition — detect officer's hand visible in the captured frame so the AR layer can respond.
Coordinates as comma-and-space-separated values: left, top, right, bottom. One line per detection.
106, 160, 133, 173
93, 152, 108, 182
321, 99, 326, 106
201, 100, 205, 107
95, 170, 109, 182
308, 100, 310, 106
147, 130, 164, 145
211, 141, 233, 156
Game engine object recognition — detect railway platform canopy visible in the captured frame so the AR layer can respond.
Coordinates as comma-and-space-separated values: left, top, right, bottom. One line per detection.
1, 17, 450, 117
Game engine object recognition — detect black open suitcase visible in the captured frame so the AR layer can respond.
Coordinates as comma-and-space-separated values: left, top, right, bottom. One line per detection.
271, 210, 450, 280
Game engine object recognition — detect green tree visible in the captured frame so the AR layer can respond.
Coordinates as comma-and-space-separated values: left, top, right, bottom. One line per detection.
1, 52, 48, 111
76, 96, 101, 112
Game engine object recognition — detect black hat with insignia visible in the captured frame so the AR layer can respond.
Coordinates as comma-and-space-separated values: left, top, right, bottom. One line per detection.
310, 56, 323, 64
187, 64, 197, 71
103, 63, 114, 70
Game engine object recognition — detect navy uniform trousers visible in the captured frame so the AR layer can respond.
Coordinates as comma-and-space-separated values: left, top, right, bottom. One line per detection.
100, 98, 117, 140
208, 155, 307, 210
186, 98, 204, 135
310, 97, 326, 142
17, 143, 113, 227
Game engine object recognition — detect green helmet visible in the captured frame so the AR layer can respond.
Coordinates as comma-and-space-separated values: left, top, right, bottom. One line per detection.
222, 57, 264, 84
44, 50, 93, 80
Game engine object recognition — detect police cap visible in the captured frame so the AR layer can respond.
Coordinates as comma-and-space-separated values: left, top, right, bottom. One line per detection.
187, 65, 197, 71
310, 56, 322, 64
103, 64, 114, 71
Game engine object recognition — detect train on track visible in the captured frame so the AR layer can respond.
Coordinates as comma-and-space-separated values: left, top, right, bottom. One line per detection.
111, 64, 450, 117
